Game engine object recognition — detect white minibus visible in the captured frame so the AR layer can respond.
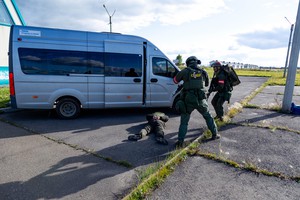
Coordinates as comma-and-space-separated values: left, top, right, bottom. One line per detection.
9, 25, 181, 118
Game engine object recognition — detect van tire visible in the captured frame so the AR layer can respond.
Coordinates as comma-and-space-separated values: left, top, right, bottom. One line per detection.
55, 98, 81, 119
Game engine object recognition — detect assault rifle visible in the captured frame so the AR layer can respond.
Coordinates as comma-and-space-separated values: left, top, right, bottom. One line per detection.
173, 84, 183, 96
207, 72, 217, 99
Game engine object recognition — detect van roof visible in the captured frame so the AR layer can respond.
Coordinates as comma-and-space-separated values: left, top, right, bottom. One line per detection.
13, 25, 147, 42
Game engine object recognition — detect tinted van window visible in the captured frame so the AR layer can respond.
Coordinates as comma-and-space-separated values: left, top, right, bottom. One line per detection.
18, 48, 105, 75
105, 53, 142, 77
87, 52, 104, 74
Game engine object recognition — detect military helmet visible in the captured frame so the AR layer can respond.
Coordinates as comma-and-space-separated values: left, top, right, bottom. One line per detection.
211, 61, 222, 68
186, 56, 201, 66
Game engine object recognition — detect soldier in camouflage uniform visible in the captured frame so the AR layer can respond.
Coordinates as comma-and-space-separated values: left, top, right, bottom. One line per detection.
128, 112, 169, 145
207, 61, 233, 121
173, 56, 219, 147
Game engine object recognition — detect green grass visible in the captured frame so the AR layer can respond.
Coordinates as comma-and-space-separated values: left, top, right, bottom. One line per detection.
201, 67, 300, 86
0, 86, 9, 108
206, 67, 300, 86
123, 149, 188, 200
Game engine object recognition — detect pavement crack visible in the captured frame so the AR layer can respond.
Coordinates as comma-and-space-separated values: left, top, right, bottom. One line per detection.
191, 149, 300, 183
229, 121, 300, 135
0, 118, 133, 168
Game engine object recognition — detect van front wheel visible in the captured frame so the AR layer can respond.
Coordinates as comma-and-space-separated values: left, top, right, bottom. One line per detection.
55, 98, 81, 119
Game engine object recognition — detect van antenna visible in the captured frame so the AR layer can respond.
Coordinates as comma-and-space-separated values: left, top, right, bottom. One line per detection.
103, 4, 116, 33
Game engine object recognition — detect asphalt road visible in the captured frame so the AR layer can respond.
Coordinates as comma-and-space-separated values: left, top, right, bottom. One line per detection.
3, 76, 298, 200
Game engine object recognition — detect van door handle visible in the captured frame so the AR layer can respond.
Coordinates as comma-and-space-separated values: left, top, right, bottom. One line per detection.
150, 78, 158, 83
133, 78, 141, 82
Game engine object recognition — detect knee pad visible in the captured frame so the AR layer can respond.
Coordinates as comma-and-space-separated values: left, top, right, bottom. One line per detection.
176, 100, 187, 114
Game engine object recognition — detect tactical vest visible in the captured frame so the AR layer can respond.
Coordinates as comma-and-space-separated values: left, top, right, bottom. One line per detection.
183, 68, 204, 90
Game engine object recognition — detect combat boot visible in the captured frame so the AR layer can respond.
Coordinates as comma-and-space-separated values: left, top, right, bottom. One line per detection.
175, 140, 184, 148
128, 134, 142, 141
155, 137, 168, 145
211, 133, 221, 140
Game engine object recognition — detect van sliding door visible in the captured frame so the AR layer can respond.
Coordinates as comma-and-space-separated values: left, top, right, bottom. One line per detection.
104, 40, 144, 108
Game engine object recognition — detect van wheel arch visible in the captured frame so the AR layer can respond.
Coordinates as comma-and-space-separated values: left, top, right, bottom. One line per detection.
55, 97, 81, 119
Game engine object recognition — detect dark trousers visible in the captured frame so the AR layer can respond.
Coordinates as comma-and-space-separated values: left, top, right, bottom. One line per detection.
140, 120, 165, 138
211, 92, 226, 117
178, 99, 217, 142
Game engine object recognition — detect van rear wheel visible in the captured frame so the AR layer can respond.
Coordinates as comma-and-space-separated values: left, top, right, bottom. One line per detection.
55, 98, 80, 119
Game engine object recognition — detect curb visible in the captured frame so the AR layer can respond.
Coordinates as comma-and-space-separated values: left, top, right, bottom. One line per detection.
0, 107, 20, 113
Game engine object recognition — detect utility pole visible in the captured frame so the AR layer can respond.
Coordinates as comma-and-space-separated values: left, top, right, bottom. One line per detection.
283, 17, 294, 78
103, 4, 115, 33
282, 1, 300, 112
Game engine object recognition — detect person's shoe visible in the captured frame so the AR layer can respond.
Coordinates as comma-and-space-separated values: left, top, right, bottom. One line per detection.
128, 134, 142, 141
175, 140, 183, 148
156, 137, 168, 145
211, 133, 221, 140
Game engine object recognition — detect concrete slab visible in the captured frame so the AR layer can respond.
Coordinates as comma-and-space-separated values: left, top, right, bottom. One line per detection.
232, 108, 300, 132
249, 86, 300, 107
200, 123, 300, 177
149, 156, 300, 200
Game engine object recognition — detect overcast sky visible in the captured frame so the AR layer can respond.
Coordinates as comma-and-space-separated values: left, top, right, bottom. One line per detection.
15, 0, 299, 67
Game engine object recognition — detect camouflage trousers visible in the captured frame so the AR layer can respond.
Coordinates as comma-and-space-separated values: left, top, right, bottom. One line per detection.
140, 120, 165, 138
178, 99, 217, 142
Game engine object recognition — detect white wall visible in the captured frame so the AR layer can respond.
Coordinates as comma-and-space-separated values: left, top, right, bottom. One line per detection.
0, 26, 10, 67
4, 0, 23, 25
0, 0, 24, 67
0, 0, 25, 85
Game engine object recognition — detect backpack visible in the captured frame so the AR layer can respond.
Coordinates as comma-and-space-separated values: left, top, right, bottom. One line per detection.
222, 64, 241, 87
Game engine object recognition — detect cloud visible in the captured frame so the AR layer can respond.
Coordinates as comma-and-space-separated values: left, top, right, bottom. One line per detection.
16, 0, 226, 32
14, 0, 297, 67
236, 28, 290, 50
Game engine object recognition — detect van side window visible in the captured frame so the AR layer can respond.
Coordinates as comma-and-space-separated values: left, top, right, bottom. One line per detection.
104, 53, 142, 77
18, 48, 105, 75
152, 57, 177, 78
87, 52, 104, 74
19, 48, 88, 75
